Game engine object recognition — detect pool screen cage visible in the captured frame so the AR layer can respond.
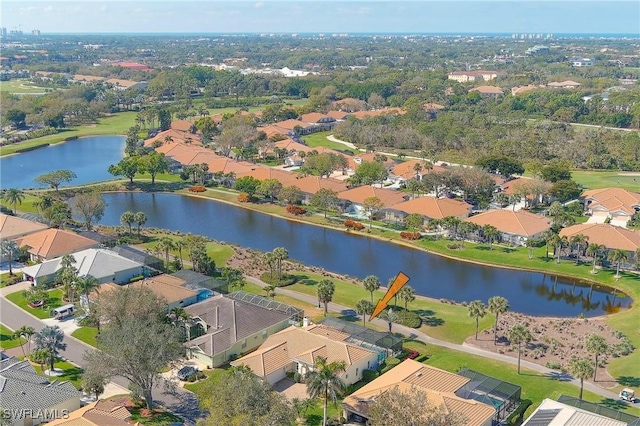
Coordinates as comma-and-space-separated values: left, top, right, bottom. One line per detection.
456, 369, 522, 422
228, 291, 304, 322
319, 317, 404, 355
557, 395, 640, 425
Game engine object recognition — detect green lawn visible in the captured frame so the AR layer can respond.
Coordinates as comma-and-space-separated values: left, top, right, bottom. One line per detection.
0, 324, 24, 350
6, 288, 64, 319
301, 131, 356, 154
285, 271, 494, 344
137, 234, 235, 268
0, 192, 43, 214
572, 170, 640, 191
404, 340, 640, 418
71, 326, 98, 347
0, 79, 51, 94
31, 358, 84, 389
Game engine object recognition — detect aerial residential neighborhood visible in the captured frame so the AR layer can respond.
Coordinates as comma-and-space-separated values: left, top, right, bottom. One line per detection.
0, 2, 639, 425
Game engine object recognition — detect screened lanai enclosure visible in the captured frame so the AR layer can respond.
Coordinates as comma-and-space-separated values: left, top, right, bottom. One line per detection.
456, 369, 522, 422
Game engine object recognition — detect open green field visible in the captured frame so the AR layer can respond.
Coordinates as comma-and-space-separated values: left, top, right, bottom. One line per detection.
0, 192, 42, 214
0, 79, 51, 94
301, 131, 356, 154
6, 288, 64, 319
405, 340, 640, 418
0, 324, 24, 350
572, 170, 640, 191
71, 326, 98, 347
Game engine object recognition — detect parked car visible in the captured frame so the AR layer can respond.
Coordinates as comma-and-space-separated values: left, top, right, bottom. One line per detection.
177, 366, 198, 381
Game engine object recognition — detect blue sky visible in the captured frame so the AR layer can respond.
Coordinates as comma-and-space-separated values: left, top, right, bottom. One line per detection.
1, 1, 638, 34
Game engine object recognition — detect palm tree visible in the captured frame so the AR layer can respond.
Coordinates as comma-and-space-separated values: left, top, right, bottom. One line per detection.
384, 308, 398, 333
525, 238, 537, 260
317, 279, 335, 317
33, 325, 67, 373
482, 225, 500, 250
174, 239, 187, 269
156, 237, 175, 272
305, 357, 346, 426
0, 240, 20, 276
30, 348, 51, 374
262, 252, 276, 280
362, 275, 381, 303
355, 299, 373, 326
586, 243, 605, 273
120, 211, 136, 236
3, 188, 25, 214
397, 285, 415, 320
508, 325, 532, 374
33, 194, 54, 214
134, 212, 147, 238
550, 235, 568, 264
569, 234, 589, 264
76, 275, 99, 306
273, 247, 289, 281
488, 296, 509, 345
607, 249, 629, 278
264, 284, 277, 299
12, 325, 35, 358
57, 254, 78, 303
568, 358, 594, 400
467, 300, 487, 340
585, 334, 608, 382
541, 229, 556, 259
169, 307, 193, 352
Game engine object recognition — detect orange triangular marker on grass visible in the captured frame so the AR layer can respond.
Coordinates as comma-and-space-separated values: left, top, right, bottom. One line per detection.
369, 271, 410, 320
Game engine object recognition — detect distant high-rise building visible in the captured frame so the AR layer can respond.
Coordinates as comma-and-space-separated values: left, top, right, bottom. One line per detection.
0, 28, 7, 37
31, 29, 40, 36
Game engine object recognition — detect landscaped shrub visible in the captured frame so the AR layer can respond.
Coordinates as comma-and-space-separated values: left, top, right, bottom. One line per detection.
545, 361, 562, 370
446, 242, 464, 250
237, 193, 250, 203
362, 369, 378, 382
128, 275, 144, 283
395, 310, 422, 328
380, 357, 401, 374
286, 204, 307, 215
344, 220, 365, 231
188, 185, 206, 192
507, 399, 532, 425
259, 272, 298, 287
415, 354, 429, 363
400, 231, 422, 240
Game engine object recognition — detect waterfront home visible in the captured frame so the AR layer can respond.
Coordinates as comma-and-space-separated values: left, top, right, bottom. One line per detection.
582, 187, 640, 228
291, 175, 349, 204
231, 324, 379, 386
388, 159, 446, 184
465, 209, 551, 246
559, 223, 640, 261
385, 196, 472, 225
184, 291, 302, 368
342, 359, 504, 426
14, 228, 100, 261
338, 186, 408, 217
98, 274, 202, 310
111, 244, 164, 271
0, 213, 49, 240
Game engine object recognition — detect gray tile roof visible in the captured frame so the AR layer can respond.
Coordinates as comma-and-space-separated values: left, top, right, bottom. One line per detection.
0, 357, 81, 417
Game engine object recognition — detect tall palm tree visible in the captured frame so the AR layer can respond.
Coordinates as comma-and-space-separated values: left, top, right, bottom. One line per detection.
305, 357, 346, 426
264, 284, 277, 299
169, 307, 193, 352
12, 325, 35, 358
273, 247, 288, 281
317, 279, 335, 317
3, 188, 25, 214
508, 325, 532, 374
467, 300, 487, 340
262, 252, 276, 280
134, 211, 147, 238
568, 358, 594, 400
585, 334, 608, 382
397, 285, 415, 320
156, 237, 175, 272
33, 325, 67, 373
586, 243, 605, 273
482, 224, 500, 250
76, 275, 99, 306
174, 239, 187, 269
57, 254, 78, 303
120, 211, 136, 236
488, 296, 509, 345
362, 275, 381, 303
541, 229, 556, 259
0, 240, 20, 276
569, 234, 589, 264
607, 249, 629, 278
384, 308, 398, 333
355, 299, 373, 326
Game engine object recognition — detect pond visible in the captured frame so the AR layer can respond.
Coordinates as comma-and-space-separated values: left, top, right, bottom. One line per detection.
0, 136, 125, 189
98, 192, 631, 317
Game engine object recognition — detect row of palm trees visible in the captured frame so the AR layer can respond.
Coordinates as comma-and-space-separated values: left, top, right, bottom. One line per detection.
119, 210, 148, 238
262, 247, 289, 282
427, 216, 502, 248
12, 324, 67, 374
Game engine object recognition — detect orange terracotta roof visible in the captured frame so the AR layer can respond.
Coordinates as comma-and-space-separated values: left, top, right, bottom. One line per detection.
338, 186, 407, 207
131, 274, 197, 304
347, 153, 395, 171
258, 125, 291, 138
235, 166, 298, 185
144, 129, 202, 147
326, 110, 350, 120
0, 213, 49, 240
349, 108, 406, 119
582, 188, 640, 215
105, 78, 142, 88
15, 229, 99, 259
300, 112, 332, 123
170, 120, 196, 132
273, 139, 313, 153
500, 177, 533, 195
469, 85, 504, 94
290, 175, 348, 195
390, 160, 436, 180
47, 399, 133, 425
465, 209, 551, 237
390, 196, 472, 220
273, 119, 311, 130
559, 223, 640, 251
72, 74, 106, 82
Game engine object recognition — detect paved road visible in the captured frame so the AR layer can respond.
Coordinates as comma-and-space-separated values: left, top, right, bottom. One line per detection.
245, 276, 625, 402
0, 284, 201, 425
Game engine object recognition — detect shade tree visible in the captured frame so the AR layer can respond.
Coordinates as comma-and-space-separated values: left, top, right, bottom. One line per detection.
34, 170, 77, 191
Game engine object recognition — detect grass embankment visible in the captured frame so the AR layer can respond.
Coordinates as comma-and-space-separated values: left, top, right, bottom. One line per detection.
405, 340, 640, 418
5, 288, 64, 319
71, 326, 99, 347
0, 324, 24, 350
302, 131, 356, 154
0, 112, 138, 156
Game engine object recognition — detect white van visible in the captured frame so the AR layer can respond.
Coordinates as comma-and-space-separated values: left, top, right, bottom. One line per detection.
50, 304, 75, 320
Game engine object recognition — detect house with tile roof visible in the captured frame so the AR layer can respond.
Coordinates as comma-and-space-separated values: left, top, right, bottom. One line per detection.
342, 359, 497, 426
388, 159, 446, 183
231, 324, 379, 385
447, 70, 499, 83
469, 85, 504, 99
386, 196, 472, 225
326, 110, 350, 120
0, 213, 49, 240
332, 98, 367, 112
548, 80, 582, 89
15, 229, 100, 261
272, 119, 316, 135
105, 78, 147, 91
184, 293, 298, 367
465, 209, 552, 246
0, 356, 81, 425
170, 120, 197, 133
131, 274, 200, 309
338, 186, 408, 217
21, 248, 145, 287
559, 223, 640, 260
522, 398, 629, 426
46, 400, 135, 426
349, 108, 405, 119
289, 175, 349, 203
582, 187, 640, 228
299, 113, 337, 130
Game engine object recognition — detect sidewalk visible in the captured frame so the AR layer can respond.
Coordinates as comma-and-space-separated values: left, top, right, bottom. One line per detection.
245, 276, 622, 401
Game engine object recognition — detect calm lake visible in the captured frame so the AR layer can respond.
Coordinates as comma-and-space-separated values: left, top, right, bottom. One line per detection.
0, 136, 125, 189
99, 192, 631, 317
